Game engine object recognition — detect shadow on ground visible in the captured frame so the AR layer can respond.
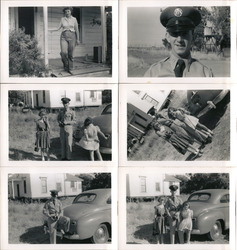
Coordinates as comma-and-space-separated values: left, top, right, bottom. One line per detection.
9, 137, 111, 161
19, 226, 49, 244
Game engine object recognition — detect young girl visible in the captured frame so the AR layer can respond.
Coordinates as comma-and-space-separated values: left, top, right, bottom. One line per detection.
35, 110, 50, 161
178, 201, 193, 244
78, 117, 109, 161
168, 107, 213, 144
153, 123, 202, 157
153, 196, 167, 244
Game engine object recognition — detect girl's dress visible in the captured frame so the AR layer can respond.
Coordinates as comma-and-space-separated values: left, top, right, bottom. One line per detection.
78, 124, 100, 151
36, 120, 50, 149
178, 209, 193, 231
153, 205, 167, 235
156, 126, 192, 155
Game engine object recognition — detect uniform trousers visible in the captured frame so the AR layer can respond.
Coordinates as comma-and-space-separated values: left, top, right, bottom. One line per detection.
60, 126, 73, 160
47, 217, 58, 244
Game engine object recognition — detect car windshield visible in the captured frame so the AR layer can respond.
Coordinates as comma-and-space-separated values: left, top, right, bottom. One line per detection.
73, 193, 97, 203
188, 193, 211, 201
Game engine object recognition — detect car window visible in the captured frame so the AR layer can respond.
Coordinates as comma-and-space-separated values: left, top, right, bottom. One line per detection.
101, 104, 112, 115
220, 194, 229, 203
73, 193, 96, 203
188, 193, 211, 201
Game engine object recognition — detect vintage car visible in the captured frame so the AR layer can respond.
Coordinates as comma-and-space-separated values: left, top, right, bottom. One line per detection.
93, 104, 112, 154
59, 188, 111, 243
188, 189, 229, 240
187, 90, 230, 117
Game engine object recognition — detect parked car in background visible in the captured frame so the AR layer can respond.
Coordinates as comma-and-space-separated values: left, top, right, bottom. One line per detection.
188, 189, 229, 240
93, 104, 112, 154
187, 90, 230, 117
59, 188, 111, 243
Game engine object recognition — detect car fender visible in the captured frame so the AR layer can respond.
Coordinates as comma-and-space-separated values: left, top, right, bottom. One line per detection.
195, 210, 225, 234
76, 208, 111, 239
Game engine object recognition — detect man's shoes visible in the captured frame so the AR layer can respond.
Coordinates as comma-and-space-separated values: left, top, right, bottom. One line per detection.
61, 158, 67, 161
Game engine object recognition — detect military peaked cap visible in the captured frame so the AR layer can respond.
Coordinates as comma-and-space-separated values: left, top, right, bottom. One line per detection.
50, 190, 59, 196
61, 97, 71, 104
160, 7, 201, 32
169, 185, 179, 191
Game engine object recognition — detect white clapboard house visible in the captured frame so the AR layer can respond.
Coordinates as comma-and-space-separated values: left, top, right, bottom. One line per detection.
9, 7, 110, 63
24, 90, 102, 109
8, 173, 83, 199
127, 90, 171, 114
126, 174, 181, 199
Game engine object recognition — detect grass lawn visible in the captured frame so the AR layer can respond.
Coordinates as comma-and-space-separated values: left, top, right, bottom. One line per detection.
128, 90, 230, 161
127, 198, 229, 244
9, 105, 111, 161
128, 48, 230, 77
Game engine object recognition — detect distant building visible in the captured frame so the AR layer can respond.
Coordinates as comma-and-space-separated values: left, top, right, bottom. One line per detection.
8, 173, 83, 199
126, 173, 181, 198
24, 90, 102, 108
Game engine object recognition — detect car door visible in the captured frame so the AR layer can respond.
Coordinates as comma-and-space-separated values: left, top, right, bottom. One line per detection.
219, 194, 229, 229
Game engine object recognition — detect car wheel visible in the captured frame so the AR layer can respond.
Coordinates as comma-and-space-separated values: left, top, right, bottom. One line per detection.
208, 221, 222, 240
91, 224, 109, 244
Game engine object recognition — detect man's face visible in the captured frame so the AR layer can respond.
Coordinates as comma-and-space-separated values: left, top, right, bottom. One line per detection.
63, 103, 69, 109
166, 30, 193, 58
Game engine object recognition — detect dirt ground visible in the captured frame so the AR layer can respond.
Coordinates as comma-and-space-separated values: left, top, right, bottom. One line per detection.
128, 91, 230, 161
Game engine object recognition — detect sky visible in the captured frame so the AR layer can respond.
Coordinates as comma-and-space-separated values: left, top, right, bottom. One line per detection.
127, 7, 166, 47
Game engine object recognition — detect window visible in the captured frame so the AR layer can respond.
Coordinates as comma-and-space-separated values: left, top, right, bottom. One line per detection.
71, 181, 77, 191
73, 193, 96, 203
43, 90, 46, 103
220, 194, 229, 203
24, 180, 27, 193
56, 182, 62, 192
142, 94, 159, 107
76, 92, 81, 102
155, 182, 160, 191
140, 176, 146, 193
40, 177, 47, 193
90, 91, 96, 98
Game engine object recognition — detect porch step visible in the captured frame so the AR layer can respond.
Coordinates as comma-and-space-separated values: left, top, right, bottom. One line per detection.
50, 66, 111, 77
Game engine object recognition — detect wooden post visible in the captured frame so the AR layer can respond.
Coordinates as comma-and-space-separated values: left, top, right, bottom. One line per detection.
12, 180, 15, 199
43, 7, 48, 66
100, 7, 107, 63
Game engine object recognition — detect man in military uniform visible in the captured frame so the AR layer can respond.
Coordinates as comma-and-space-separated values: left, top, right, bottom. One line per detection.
43, 190, 62, 244
165, 185, 183, 244
144, 7, 213, 77
57, 97, 76, 160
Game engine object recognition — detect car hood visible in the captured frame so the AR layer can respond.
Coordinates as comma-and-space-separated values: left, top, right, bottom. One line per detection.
93, 115, 111, 134
189, 202, 218, 217
63, 203, 109, 220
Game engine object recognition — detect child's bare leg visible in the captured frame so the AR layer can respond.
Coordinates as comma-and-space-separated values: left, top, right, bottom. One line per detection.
89, 150, 94, 161
95, 149, 103, 161
41, 149, 45, 161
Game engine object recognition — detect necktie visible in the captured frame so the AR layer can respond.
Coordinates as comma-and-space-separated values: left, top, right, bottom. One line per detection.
174, 59, 185, 77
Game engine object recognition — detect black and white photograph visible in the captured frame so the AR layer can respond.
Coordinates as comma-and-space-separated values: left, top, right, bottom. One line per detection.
127, 89, 230, 161
8, 172, 111, 244
8, 88, 112, 161
127, 6, 230, 77
126, 172, 230, 244
8, 6, 112, 77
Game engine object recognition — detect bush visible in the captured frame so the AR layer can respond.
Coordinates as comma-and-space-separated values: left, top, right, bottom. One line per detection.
9, 28, 47, 76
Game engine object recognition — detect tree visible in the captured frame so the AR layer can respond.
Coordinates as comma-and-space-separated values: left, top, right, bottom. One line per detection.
182, 173, 229, 194
78, 173, 111, 191
8, 91, 26, 105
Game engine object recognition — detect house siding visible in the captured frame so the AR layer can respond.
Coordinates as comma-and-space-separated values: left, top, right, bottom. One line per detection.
48, 7, 102, 59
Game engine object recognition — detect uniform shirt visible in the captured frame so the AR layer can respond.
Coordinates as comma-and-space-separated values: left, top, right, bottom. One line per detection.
57, 108, 76, 126
144, 53, 213, 77
43, 198, 62, 217
165, 196, 183, 212
60, 16, 78, 33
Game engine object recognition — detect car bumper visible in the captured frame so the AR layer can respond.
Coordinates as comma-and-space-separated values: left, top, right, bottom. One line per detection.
100, 147, 112, 154
62, 233, 80, 240
191, 229, 201, 234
